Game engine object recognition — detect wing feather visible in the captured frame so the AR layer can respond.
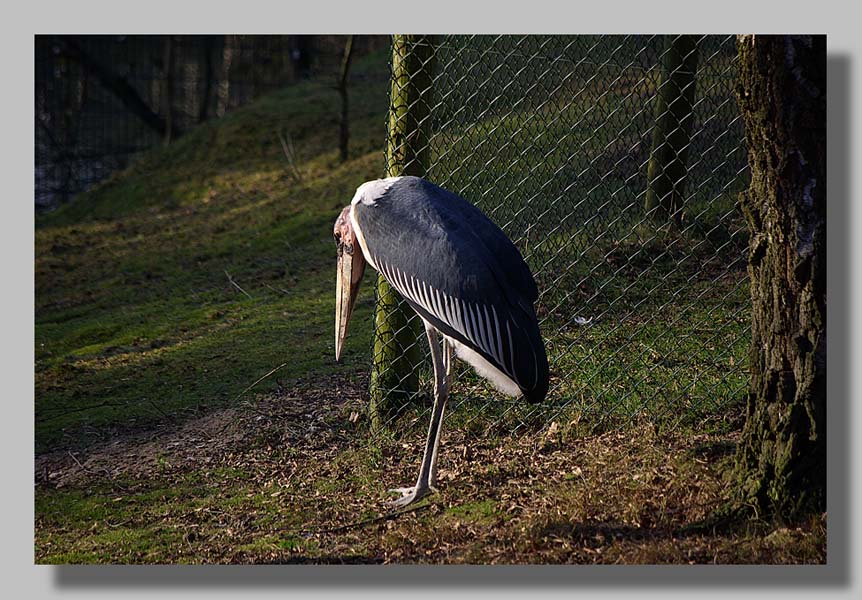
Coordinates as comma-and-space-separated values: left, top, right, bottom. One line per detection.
491, 305, 505, 372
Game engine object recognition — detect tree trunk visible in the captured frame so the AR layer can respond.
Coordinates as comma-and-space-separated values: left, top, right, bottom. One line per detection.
292, 35, 313, 79
337, 35, 355, 163
162, 36, 176, 145
733, 35, 826, 520
198, 35, 216, 123
645, 35, 699, 225
60, 37, 170, 138
217, 35, 236, 117
369, 34, 437, 430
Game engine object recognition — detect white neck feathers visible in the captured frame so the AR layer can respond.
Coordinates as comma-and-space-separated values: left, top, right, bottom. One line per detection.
350, 177, 402, 206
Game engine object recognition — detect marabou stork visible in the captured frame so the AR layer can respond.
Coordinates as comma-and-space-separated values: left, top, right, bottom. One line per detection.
334, 176, 548, 507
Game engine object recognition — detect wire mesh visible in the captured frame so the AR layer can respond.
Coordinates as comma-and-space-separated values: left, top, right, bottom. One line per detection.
372, 34, 750, 439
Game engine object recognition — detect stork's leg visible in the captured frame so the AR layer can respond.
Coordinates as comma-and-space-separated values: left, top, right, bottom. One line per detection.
430, 340, 454, 487
388, 322, 448, 508
442, 338, 453, 383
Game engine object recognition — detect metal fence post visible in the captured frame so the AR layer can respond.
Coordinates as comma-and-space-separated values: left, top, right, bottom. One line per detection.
369, 35, 437, 429
644, 35, 699, 225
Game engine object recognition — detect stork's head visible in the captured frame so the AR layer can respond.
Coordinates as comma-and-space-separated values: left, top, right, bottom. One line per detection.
334, 205, 366, 361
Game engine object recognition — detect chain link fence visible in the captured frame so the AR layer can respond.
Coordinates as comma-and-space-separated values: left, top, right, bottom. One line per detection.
371, 34, 751, 438
35, 33, 750, 442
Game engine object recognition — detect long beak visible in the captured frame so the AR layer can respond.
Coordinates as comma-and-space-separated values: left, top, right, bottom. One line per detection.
335, 242, 366, 361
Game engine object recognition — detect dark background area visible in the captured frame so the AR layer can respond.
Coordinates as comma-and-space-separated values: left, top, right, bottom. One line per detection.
35, 35, 389, 211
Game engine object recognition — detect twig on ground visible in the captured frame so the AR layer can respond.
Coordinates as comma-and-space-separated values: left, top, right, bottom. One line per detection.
145, 398, 176, 423
233, 362, 290, 403
36, 401, 125, 424
67, 451, 129, 491
262, 282, 290, 296
277, 129, 304, 184
224, 270, 252, 299
302, 501, 433, 535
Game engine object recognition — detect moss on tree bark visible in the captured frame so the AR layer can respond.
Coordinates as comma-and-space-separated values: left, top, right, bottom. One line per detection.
369, 35, 437, 429
733, 35, 826, 520
645, 35, 699, 225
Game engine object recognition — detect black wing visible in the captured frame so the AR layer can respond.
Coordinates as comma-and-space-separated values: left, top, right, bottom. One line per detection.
354, 176, 548, 402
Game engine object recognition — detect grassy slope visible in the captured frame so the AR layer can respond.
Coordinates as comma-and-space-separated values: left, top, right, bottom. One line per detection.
35, 51, 388, 452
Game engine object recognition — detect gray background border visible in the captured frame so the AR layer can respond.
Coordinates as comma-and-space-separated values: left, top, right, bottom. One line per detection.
5, 0, 859, 597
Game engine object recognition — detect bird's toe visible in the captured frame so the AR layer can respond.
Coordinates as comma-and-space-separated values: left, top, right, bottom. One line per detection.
387, 494, 418, 509
386, 485, 432, 508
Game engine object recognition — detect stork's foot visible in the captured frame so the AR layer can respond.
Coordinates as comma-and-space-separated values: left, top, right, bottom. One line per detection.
387, 485, 434, 508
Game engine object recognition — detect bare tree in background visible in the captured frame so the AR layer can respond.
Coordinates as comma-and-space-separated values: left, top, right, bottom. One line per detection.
59, 37, 170, 139
217, 35, 236, 117
198, 35, 216, 123
292, 36, 313, 79
645, 35, 699, 225
162, 36, 176, 144
337, 35, 355, 163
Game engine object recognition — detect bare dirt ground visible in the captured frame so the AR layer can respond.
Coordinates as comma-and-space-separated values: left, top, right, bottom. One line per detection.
34, 375, 826, 564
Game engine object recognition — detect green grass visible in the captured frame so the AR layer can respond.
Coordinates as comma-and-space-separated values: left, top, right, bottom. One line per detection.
444, 499, 501, 524
35, 49, 390, 452
35, 465, 318, 564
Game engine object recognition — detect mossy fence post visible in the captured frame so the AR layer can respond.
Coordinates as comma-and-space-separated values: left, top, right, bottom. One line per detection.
644, 35, 699, 225
369, 35, 437, 431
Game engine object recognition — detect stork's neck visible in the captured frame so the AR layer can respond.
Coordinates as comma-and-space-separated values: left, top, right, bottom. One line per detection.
348, 204, 377, 271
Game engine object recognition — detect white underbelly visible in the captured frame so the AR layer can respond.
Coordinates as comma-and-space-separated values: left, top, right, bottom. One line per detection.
444, 335, 522, 398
